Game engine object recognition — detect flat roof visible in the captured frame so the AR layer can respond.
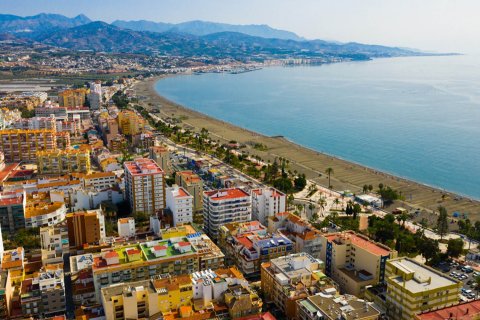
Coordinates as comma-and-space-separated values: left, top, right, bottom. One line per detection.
125, 158, 164, 176
388, 258, 460, 293
305, 294, 380, 320
325, 231, 391, 256
204, 188, 250, 201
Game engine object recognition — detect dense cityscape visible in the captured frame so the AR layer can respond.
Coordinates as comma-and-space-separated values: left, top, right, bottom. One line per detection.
0, 4, 479, 320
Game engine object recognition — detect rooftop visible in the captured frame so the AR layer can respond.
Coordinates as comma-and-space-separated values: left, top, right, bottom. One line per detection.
25, 202, 65, 218
300, 294, 380, 320
124, 158, 164, 176
388, 257, 460, 293
415, 300, 480, 320
204, 188, 250, 201
325, 231, 391, 256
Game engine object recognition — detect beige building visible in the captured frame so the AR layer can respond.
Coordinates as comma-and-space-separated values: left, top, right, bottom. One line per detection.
320, 231, 397, 297
124, 158, 166, 214
37, 149, 91, 174
149, 145, 171, 174
385, 257, 462, 320
175, 170, 204, 218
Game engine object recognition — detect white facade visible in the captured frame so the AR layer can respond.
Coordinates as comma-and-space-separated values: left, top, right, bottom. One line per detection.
166, 186, 193, 226
25, 203, 67, 228
251, 187, 286, 225
118, 218, 135, 238
203, 188, 252, 239
124, 159, 165, 215
70, 188, 124, 212
88, 82, 102, 110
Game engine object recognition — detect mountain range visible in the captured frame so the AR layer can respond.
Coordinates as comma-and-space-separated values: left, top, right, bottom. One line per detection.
0, 13, 434, 59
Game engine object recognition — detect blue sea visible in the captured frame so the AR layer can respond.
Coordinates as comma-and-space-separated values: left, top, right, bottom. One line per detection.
155, 55, 480, 199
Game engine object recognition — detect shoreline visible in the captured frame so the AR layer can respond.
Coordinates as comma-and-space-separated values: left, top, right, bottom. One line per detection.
135, 75, 480, 220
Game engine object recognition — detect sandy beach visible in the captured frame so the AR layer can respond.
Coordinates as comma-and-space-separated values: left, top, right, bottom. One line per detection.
135, 76, 480, 222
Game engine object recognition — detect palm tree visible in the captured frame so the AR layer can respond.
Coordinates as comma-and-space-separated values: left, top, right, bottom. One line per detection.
318, 198, 327, 214
333, 198, 340, 210
325, 167, 334, 188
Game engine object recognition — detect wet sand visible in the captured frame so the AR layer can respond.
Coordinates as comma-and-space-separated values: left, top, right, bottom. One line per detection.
135, 76, 480, 221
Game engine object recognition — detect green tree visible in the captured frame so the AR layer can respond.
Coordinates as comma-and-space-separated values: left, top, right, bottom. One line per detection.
325, 167, 334, 188
446, 238, 464, 258
437, 206, 449, 240
294, 174, 307, 191
362, 184, 368, 193
418, 237, 440, 264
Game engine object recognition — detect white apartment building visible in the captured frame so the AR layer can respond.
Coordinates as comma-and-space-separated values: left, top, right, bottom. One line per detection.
124, 158, 165, 214
88, 81, 102, 110
203, 188, 251, 239
118, 217, 135, 238
251, 187, 286, 225
165, 185, 193, 226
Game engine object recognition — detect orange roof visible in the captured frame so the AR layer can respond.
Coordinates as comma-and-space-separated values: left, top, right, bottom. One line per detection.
126, 248, 140, 255
236, 235, 254, 250
326, 231, 391, 256
125, 158, 164, 176
204, 188, 250, 201
416, 300, 480, 320
104, 251, 118, 259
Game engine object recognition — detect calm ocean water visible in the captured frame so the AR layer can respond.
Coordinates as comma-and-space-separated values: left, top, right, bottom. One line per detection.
155, 55, 480, 199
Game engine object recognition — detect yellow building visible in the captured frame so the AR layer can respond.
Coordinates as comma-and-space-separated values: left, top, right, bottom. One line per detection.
59, 88, 88, 108
149, 145, 171, 175
117, 110, 145, 135
385, 257, 462, 320
100, 267, 261, 320
37, 149, 91, 174
0, 129, 57, 163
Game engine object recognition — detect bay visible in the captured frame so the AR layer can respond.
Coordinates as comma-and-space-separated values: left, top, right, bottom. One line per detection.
155, 55, 480, 199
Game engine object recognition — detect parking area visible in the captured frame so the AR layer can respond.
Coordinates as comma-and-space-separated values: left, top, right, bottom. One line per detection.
436, 261, 479, 301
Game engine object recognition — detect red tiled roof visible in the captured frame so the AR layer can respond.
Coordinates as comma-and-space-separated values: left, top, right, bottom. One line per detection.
326, 231, 391, 256
104, 251, 118, 259
236, 235, 254, 250
416, 300, 480, 320
125, 158, 164, 176
126, 248, 140, 255
178, 242, 191, 247
153, 245, 167, 251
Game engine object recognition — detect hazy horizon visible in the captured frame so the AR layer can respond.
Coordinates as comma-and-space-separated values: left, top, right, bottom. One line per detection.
1, 0, 480, 54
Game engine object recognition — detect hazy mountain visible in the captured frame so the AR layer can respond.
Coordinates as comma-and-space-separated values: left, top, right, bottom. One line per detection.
37, 22, 422, 60
112, 19, 303, 40
0, 13, 91, 37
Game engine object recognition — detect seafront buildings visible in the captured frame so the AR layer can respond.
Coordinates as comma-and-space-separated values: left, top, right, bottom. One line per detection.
0, 128, 57, 162
251, 187, 286, 225
203, 188, 252, 239
175, 170, 203, 215
385, 257, 462, 320
320, 230, 397, 297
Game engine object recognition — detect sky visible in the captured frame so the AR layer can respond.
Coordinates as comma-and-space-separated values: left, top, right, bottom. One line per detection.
1, 0, 480, 53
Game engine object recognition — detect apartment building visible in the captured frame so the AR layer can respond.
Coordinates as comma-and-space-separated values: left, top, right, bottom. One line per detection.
268, 212, 323, 259
117, 217, 135, 238
124, 158, 166, 214
0, 271, 7, 319
166, 185, 193, 226
25, 192, 67, 228
58, 88, 88, 107
0, 128, 57, 162
35, 106, 68, 120
175, 170, 203, 215
21, 263, 66, 319
90, 231, 224, 300
0, 191, 25, 233
66, 209, 106, 248
251, 187, 286, 225
149, 145, 171, 175
117, 110, 145, 135
218, 221, 293, 277
88, 81, 102, 110
386, 257, 462, 320
72, 171, 117, 191
320, 231, 396, 297
100, 267, 261, 320
37, 149, 91, 174
203, 188, 251, 240
40, 225, 69, 265
297, 294, 380, 320
13, 116, 56, 130
261, 252, 326, 319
